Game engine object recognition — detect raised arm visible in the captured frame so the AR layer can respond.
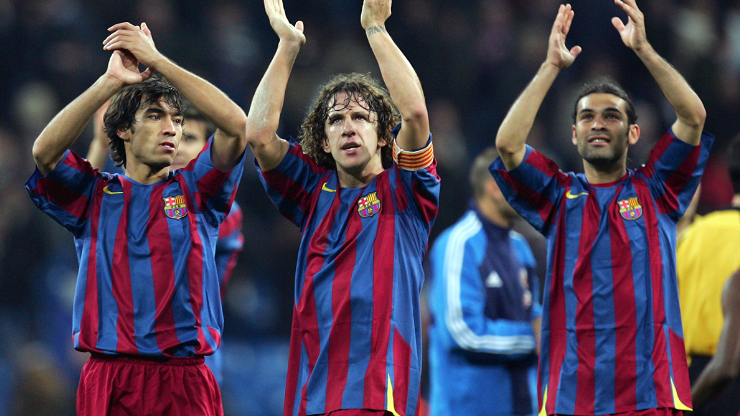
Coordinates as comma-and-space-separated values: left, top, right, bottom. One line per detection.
495, 4, 581, 171
691, 268, 740, 409
103, 22, 247, 171
361, 0, 428, 151
612, 0, 705, 145
86, 100, 112, 170
245, 0, 304, 171
32, 50, 150, 175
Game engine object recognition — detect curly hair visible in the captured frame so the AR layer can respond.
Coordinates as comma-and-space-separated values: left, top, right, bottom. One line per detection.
299, 73, 400, 170
104, 76, 184, 167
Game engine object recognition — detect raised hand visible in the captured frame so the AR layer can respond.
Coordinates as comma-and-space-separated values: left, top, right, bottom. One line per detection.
545, 4, 582, 70
612, 0, 648, 52
103, 22, 164, 70
264, 0, 305, 46
105, 49, 152, 86
361, 0, 391, 31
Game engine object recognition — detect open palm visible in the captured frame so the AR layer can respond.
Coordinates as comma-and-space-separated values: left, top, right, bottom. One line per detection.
546, 4, 581, 70
611, 0, 647, 51
106, 50, 151, 86
265, 0, 305, 45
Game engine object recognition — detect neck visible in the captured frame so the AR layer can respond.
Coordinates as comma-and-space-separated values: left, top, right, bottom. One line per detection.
583, 160, 627, 185
476, 197, 511, 228
336, 156, 384, 188
124, 161, 171, 184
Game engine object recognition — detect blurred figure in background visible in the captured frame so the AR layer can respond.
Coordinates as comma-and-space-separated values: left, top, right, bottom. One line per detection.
427, 146, 540, 416
677, 135, 740, 416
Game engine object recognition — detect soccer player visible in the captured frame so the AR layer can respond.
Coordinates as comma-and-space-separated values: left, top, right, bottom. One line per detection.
25, 22, 247, 415
85, 100, 245, 385
676, 136, 740, 416
427, 147, 541, 416
490, 2, 713, 416
690, 268, 740, 411
246, 0, 439, 415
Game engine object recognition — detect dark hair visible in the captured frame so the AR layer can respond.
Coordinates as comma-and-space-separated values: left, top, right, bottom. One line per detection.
469, 147, 499, 199
183, 100, 216, 139
572, 78, 637, 125
299, 73, 400, 170
729, 135, 740, 195
104, 76, 184, 167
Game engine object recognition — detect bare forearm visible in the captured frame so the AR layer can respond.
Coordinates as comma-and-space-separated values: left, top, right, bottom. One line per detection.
636, 45, 705, 143
246, 41, 300, 170
496, 62, 560, 170
154, 57, 247, 141
366, 26, 429, 149
33, 75, 122, 175
692, 360, 734, 409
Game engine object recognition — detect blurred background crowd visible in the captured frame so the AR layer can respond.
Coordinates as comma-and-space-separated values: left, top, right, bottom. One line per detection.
0, 0, 738, 414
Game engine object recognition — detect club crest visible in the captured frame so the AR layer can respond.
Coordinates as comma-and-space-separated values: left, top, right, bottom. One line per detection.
357, 192, 381, 218
163, 195, 188, 219
618, 197, 643, 220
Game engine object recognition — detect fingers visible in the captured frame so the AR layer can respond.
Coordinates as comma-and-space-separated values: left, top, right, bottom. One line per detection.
295, 20, 304, 32
570, 45, 582, 58
614, 0, 642, 22
611, 16, 625, 32
141, 22, 153, 40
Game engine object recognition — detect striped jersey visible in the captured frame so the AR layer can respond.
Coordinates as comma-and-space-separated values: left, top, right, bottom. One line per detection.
428, 204, 541, 416
258, 134, 439, 416
490, 131, 713, 415
25, 137, 245, 358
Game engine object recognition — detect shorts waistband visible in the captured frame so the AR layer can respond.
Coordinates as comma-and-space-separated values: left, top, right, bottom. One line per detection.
89, 352, 205, 366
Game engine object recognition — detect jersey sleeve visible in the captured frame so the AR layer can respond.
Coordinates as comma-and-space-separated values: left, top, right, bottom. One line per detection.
257, 137, 330, 228
391, 127, 441, 233
490, 146, 569, 235
179, 134, 247, 227
25, 150, 101, 237
637, 130, 714, 221
216, 201, 244, 290
430, 225, 537, 359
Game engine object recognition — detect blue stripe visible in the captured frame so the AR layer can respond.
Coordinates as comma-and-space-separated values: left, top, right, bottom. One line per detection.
95, 188, 125, 352
126, 185, 160, 355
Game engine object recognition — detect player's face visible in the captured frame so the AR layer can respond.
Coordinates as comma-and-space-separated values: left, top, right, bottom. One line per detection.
172, 119, 208, 170
572, 93, 639, 170
323, 93, 387, 180
121, 99, 184, 170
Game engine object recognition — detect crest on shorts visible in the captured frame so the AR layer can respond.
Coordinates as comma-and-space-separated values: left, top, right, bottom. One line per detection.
163, 195, 188, 219
357, 192, 381, 218
618, 197, 643, 220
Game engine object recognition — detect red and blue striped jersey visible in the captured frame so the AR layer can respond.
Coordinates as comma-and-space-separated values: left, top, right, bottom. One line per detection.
490, 131, 713, 415
216, 200, 244, 296
25, 137, 245, 358
258, 135, 440, 416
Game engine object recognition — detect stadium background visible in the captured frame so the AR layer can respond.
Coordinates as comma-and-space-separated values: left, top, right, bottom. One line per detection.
0, 0, 738, 414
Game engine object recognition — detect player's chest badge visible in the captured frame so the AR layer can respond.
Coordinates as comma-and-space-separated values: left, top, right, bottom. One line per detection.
617, 197, 643, 220
163, 195, 188, 219
357, 192, 381, 218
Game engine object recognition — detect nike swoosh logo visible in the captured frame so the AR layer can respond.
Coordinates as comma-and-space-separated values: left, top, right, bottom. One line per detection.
321, 183, 336, 193
566, 190, 589, 199
103, 185, 123, 195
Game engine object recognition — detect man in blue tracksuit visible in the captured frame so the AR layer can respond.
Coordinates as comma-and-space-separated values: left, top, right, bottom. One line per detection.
427, 147, 541, 416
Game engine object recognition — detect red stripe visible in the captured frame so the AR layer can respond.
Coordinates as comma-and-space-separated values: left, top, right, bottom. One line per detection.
325, 198, 363, 410
218, 205, 243, 238
34, 177, 90, 220
79, 180, 103, 351
668, 328, 692, 408
284, 306, 304, 416
411, 161, 439, 227
289, 143, 331, 176
497, 171, 557, 226
545, 201, 568, 415
296, 192, 342, 413
392, 169, 408, 212
181, 179, 209, 355
608, 186, 637, 409
634, 178, 672, 407
656, 145, 701, 215
113, 179, 137, 354
195, 168, 230, 211
147, 183, 180, 353
262, 169, 314, 217
573, 193, 599, 415
392, 329, 411, 415
364, 174, 396, 409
